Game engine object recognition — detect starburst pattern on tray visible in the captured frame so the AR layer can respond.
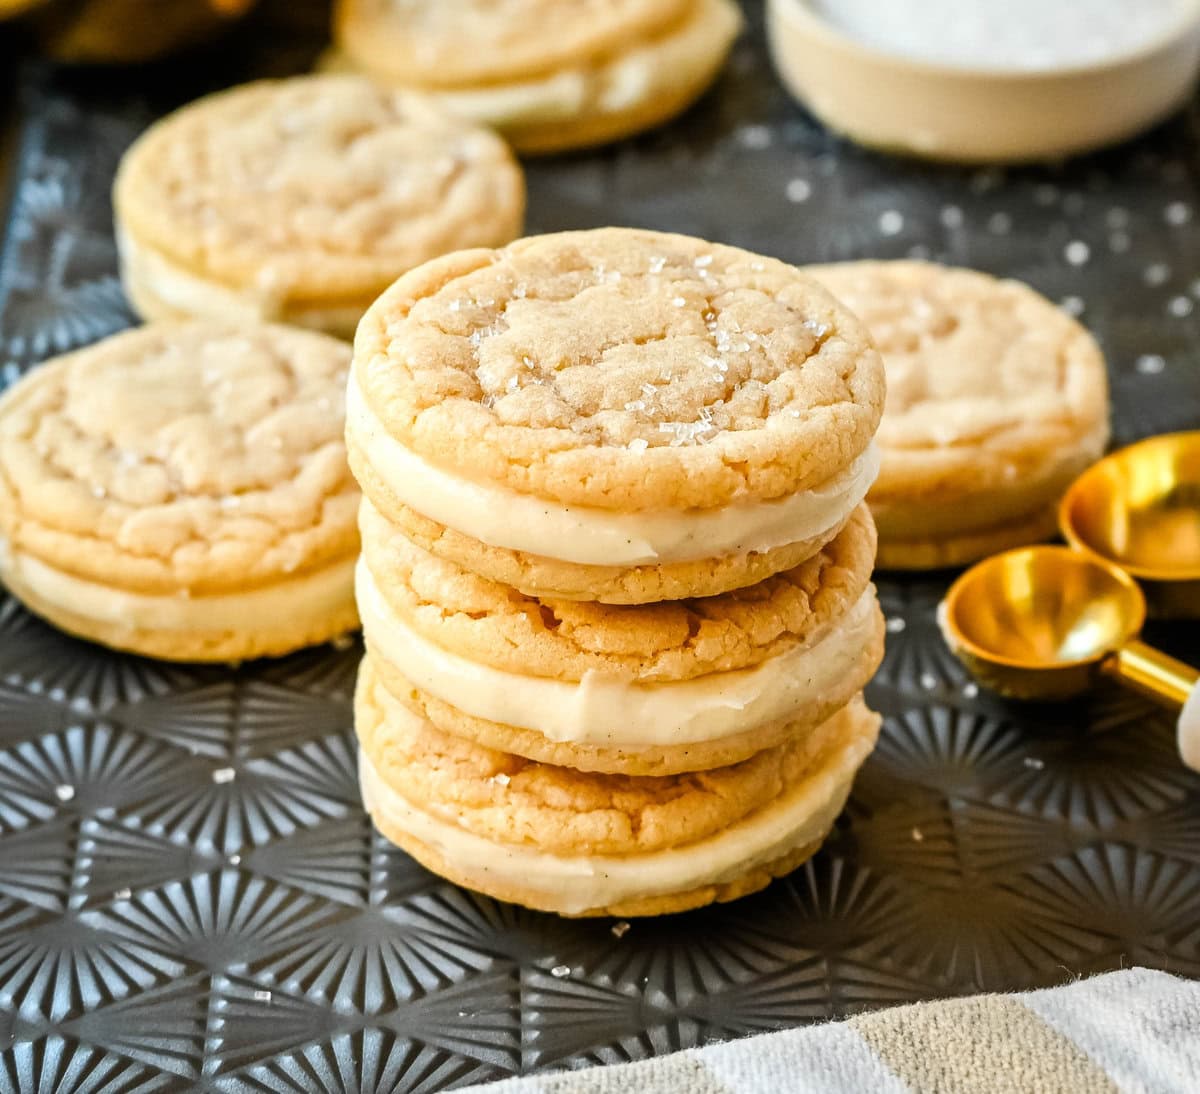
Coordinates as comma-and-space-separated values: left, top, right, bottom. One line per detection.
1, 3, 1200, 1086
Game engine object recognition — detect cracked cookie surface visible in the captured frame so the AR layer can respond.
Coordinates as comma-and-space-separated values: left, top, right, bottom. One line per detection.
360, 499, 877, 682
116, 76, 524, 326
354, 229, 884, 512
0, 322, 357, 592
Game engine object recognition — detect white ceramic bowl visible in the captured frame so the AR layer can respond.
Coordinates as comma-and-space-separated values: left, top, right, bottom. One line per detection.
766, 0, 1200, 163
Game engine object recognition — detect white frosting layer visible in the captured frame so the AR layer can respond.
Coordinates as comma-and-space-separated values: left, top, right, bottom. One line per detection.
0, 543, 356, 633
358, 699, 875, 914
347, 373, 879, 567
118, 226, 364, 337
357, 557, 879, 747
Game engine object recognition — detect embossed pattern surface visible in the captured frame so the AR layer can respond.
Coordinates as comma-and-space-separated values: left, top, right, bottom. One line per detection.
1, 3, 1200, 1090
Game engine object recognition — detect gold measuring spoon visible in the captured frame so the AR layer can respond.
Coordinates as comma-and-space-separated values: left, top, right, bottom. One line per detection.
1060, 431, 1200, 617
940, 546, 1200, 772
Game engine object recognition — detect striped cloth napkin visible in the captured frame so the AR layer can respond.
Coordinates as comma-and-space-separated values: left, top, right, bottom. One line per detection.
465, 969, 1200, 1093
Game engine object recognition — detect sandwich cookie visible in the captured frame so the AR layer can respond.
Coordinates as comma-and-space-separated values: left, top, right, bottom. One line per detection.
0, 323, 360, 661
328, 0, 743, 154
356, 655, 881, 917
358, 498, 884, 775
114, 76, 525, 339
348, 228, 886, 603
806, 261, 1110, 569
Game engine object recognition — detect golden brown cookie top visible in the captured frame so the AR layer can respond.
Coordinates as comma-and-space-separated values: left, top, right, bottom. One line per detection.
356, 656, 864, 855
361, 499, 877, 682
0, 323, 358, 594
354, 229, 885, 510
115, 76, 524, 305
805, 261, 1110, 497
337, 0, 693, 88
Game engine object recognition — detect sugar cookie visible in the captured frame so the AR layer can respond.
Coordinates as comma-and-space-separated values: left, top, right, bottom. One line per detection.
0, 323, 359, 661
806, 261, 1110, 569
329, 0, 743, 154
115, 76, 524, 339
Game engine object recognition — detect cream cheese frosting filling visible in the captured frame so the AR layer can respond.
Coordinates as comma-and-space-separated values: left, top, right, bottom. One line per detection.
357, 557, 880, 747
358, 700, 875, 915
0, 542, 357, 634
118, 227, 366, 337
347, 373, 880, 566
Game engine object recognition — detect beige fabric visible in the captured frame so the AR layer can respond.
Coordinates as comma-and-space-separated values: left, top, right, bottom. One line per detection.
460, 968, 1200, 1092
852, 995, 1116, 1094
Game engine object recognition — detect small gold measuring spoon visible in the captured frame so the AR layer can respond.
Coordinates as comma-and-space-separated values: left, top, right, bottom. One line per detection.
940, 546, 1200, 772
1060, 431, 1200, 617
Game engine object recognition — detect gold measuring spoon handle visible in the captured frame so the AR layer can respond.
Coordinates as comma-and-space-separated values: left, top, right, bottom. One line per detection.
1104, 639, 1200, 707
1102, 639, 1200, 773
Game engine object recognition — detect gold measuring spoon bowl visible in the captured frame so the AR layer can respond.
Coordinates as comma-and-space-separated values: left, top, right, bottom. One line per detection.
940, 545, 1200, 772
1060, 431, 1200, 617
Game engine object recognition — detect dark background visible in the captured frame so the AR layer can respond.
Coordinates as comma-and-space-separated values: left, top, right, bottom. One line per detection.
1, 2, 1199, 1089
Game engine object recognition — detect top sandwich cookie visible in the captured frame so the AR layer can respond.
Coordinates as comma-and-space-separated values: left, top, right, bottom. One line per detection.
806, 261, 1110, 570
329, 0, 743, 154
348, 228, 886, 603
114, 75, 525, 340
0, 322, 360, 662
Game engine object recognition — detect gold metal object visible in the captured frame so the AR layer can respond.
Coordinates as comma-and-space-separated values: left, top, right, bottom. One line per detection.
1060, 431, 1200, 616
941, 545, 1199, 707
34, 0, 258, 63
1105, 639, 1199, 707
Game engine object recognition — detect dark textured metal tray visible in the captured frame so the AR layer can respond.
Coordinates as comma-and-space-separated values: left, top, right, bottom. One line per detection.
2, 2, 1200, 1089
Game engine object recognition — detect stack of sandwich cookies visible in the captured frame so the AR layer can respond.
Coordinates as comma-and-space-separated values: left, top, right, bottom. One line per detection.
805, 261, 1111, 570
114, 75, 525, 339
0, 322, 360, 661
327, 0, 743, 154
358, 498, 883, 775
348, 228, 885, 604
350, 227, 888, 915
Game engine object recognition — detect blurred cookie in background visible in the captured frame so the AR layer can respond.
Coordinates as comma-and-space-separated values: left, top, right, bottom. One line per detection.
325, 0, 743, 154
806, 261, 1111, 570
24, 0, 257, 62
114, 75, 525, 338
